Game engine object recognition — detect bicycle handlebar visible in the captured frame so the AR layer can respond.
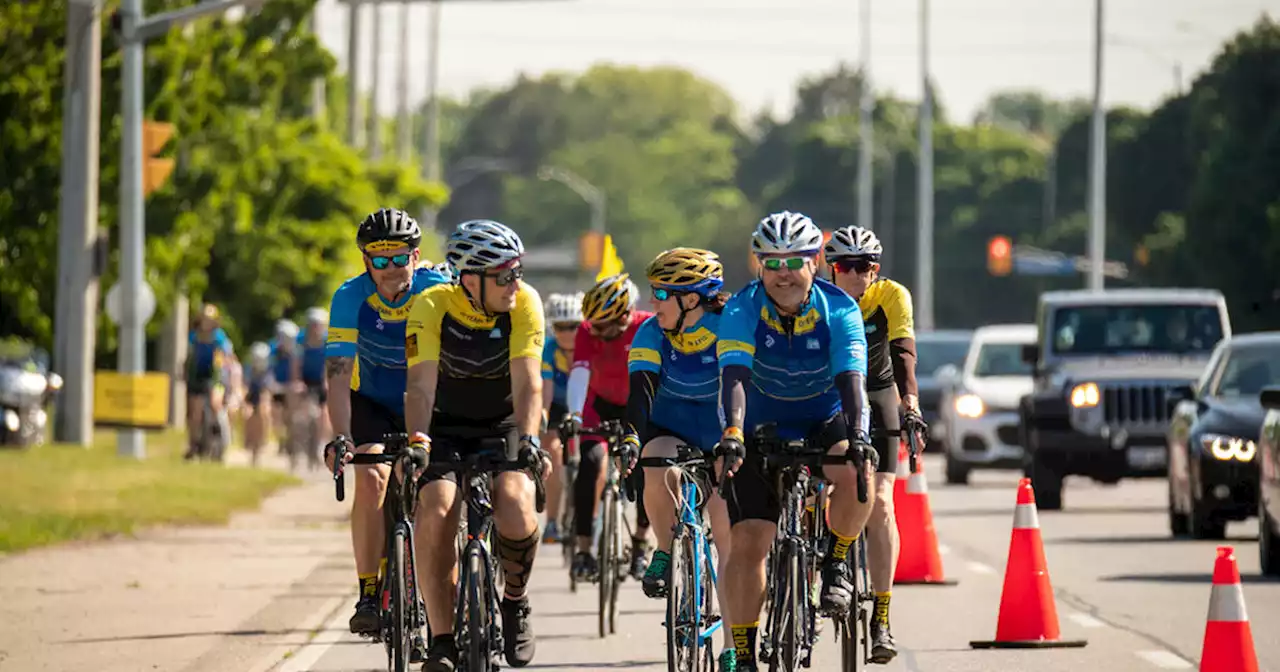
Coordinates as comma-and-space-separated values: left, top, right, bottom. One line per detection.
330, 433, 428, 503
421, 447, 549, 514
903, 413, 927, 475
739, 423, 878, 504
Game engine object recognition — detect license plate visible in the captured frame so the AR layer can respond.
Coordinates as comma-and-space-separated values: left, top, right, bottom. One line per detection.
1127, 446, 1166, 469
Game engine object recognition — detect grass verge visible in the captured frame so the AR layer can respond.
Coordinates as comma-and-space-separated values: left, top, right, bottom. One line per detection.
0, 430, 299, 553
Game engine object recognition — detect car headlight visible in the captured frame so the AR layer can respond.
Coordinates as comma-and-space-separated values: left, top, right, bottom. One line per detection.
954, 394, 985, 419
1200, 433, 1257, 462
1070, 382, 1100, 408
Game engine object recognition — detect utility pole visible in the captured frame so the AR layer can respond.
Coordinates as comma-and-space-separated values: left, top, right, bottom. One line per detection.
395, 2, 412, 160
53, 0, 104, 446
345, 0, 363, 147
856, 0, 874, 233
367, 0, 383, 160
114, 0, 264, 458
916, 0, 935, 330
1087, 0, 1106, 291
422, 0, 443, 231
309, 8, 327, 123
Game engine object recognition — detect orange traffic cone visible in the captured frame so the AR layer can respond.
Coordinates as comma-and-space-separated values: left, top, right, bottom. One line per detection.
894, 441, 956, 585
892, 440, 910, 502
1199, 546, 1258, 672
970, 478, 1087, 649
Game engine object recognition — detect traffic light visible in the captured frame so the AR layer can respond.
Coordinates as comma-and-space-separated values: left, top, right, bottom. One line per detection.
578, 230, 604, 271
142, 121, 175, 197
987, 235, 1013, 276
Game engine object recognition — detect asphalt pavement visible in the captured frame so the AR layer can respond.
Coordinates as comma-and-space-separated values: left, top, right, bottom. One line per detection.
277, 455, 1279, 672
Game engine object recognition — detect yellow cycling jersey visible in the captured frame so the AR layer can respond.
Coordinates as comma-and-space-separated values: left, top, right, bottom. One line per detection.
858, 278, 915, 390
406, 282, 544, 422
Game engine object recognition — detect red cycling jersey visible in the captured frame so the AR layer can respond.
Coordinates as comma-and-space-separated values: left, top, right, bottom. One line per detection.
573, 310, 655, 415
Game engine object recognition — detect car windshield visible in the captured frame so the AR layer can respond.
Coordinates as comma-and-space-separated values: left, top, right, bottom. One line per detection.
1050, 304, 1223, 356
974, 342, 1033, 377
917, 337, 971, 376
1212, 343, 1280, 398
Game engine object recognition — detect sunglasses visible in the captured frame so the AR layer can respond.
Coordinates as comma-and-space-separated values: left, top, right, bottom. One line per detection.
368, 253, 412, 270
761, 256, 808, 272
485, 266, 524, 287
552, 322, 578, 332
831, 257, 877, 274
651, 287, 683, 302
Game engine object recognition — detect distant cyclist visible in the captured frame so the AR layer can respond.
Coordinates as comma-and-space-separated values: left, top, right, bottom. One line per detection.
717, 211, 875, 672
269, 319, 300, 446
293, 307, 330, 469
405, 219, 549, 670
540, 291, 584, 544
562, 274, 655, 582
242, 342, 274, 467
185, 303, 232, 460
825, 226, 923, 664
622, 249, 736, 658
321, 208, 450, 660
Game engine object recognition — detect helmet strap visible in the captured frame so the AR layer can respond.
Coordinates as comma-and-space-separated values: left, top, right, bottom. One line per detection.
461, 272, 496, 317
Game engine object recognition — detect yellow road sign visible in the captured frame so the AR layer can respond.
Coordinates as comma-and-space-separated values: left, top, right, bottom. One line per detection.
93, 371, 171, 429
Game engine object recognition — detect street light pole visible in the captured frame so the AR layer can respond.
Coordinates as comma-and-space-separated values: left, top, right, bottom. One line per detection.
916, 0, 934, 330
1087, 0, 1106, 291
857, 0, 874, 232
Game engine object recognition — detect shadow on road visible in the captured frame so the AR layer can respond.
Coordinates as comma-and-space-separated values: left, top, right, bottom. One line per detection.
934, 505, 1165, 518
1049, 534, 1256, 545
522, 660, 664, 669
534, 607, 664, 619
60, 627, 314, 644
1100, 572, 1278, 584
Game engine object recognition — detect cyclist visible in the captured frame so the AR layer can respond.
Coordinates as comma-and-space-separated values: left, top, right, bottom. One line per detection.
622, 249, 736, 651
269, 319, 300, 446
562, 274, 655, 582
405, 219, 548, 671
293, 307, 331, 469
824, 226, 922, 664
185, 303, 232, 460
320, 208, 450, 658
540, 291, 584, 544
242, 342, 274, 467
716, 211, 875, 672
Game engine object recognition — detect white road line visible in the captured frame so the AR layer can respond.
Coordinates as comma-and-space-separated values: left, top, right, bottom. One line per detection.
277, 597, 358, 672
965, 561, 996, 575
1136, 650, 1193, 669
1066, 612, 1106, 629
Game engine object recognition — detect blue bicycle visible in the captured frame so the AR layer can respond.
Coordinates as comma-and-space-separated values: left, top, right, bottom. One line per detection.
636, 443, 724, 671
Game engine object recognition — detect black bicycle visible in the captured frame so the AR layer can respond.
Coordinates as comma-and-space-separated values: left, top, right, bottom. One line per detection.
332, 433, 430, 672
422, 437, 547, 672
735, 423, 877, 672
576, 419, 634, 639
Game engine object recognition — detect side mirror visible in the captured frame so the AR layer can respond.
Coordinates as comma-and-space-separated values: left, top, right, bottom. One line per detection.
1166, 384, 1194, 415
1021, 343, 1040, 366
1261, 386, 1280, 411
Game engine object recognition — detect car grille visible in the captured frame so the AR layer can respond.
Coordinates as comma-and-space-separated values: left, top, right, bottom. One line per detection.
1102, 384, 1172, 425
996, 425, 1021, 446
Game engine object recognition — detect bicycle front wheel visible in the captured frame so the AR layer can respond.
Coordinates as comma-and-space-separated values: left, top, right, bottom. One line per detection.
389, 526, 412, 672
463, 546, 494, 672
665, 527, 697, 671
765, 540, 803, 672
598, 486, 617, 638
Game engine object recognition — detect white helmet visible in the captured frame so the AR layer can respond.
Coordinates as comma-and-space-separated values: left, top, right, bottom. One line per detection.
249, 341, 271, 364
824, 226, 883, 260
446, 220, 525, 272
305, 307, 328, 324
545, 292, 584, 325
275, 319, 299, 340
752, 211, 824, 256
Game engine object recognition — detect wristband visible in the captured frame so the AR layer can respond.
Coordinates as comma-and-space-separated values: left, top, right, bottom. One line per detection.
622, 434, 641, 449
409, 431, 431, 452
722, 426, 745, 443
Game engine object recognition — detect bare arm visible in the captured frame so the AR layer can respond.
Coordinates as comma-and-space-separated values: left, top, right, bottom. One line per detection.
511, 357, 543, 438
405, 360, 439, 439
326, 357, 354, 438
542, 382, 554, 432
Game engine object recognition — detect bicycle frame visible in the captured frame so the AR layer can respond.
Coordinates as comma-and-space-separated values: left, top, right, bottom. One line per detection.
576, 420, 634, 639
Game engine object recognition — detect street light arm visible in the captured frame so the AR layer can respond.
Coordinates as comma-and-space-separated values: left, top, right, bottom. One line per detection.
130, 0, 267, 43
537, 166, 601, 204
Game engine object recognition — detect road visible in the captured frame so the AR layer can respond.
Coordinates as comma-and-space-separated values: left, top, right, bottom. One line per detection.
278, 455, 1278, 672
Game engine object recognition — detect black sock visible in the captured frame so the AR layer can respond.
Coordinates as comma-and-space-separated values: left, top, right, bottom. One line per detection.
431, 633, 455, 649
731, 622, 759, 663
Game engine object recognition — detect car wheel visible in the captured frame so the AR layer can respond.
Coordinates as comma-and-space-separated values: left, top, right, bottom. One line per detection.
1260, 496, 1280, 577
1168, 477, 1189, 537
945, 451, 970, 485
1029, 456, 1063, 511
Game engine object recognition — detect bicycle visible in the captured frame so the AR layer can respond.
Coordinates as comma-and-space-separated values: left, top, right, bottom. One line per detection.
635, 443, 724, 672
188, 389, 227, 463
419, 437, 547, 672
836, 532, 874, 671
289, 386, 324, 471
555, 420, 581, 591
575, 419, 635, 639
332, 433, 430, 672
730, 423, 876, 672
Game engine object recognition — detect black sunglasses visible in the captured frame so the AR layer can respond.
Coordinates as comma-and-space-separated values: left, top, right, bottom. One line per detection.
485, 266, 524, 287
368, 253, 412, 270
831, 257, 876, 274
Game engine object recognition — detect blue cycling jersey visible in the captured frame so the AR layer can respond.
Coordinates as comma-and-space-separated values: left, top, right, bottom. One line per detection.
539, 337, 570, 407
297, 331, 327, 384
717, 278, 869, 435
326, 266, 451, 414
189, 328, 232, 380
629, 312, 724, 452
268, 338, 296, 384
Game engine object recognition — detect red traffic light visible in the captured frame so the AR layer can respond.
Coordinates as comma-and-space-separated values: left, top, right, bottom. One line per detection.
989, 236, 1011, 259
988, 235, 1013, 276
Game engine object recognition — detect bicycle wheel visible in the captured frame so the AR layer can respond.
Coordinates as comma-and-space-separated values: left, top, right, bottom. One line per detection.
766, 539, 802, 672
664, 527, 695, 671
463, 546, 493, 672
598, 486, 617, 638
389, 526, 412, 672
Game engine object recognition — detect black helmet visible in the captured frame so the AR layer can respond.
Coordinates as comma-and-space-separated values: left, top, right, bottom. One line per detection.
357, 208, 421, 251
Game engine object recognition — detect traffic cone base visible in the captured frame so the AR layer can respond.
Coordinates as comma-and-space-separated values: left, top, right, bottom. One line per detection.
970, 478, 1087, 650
893, 440, 957, 586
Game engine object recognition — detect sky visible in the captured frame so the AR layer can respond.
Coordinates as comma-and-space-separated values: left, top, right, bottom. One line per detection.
311, 0, 1277, 124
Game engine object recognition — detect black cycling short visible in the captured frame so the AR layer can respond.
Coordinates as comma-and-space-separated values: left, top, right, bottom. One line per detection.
725, 413, 847, 526
188, 378, 216, 396
424, 413, 521, 484
305, 380, 328, 404
549, 402, 569, 429
868, 386, 900, 475
272, 392, 288, 406
350, 390, 406, 447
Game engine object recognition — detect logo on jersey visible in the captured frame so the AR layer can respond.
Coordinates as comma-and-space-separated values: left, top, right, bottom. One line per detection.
701, 355, 715, 364
865, 323, 878, 334
807, 338, 820, 350
489, 328, 502, 339
765, 334, 775, 348
406, 334, 419, 359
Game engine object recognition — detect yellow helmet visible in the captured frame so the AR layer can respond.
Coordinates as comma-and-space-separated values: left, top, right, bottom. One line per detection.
582, 274, 638, 322
200, 303, 220, 321
646, 248, 724, 296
